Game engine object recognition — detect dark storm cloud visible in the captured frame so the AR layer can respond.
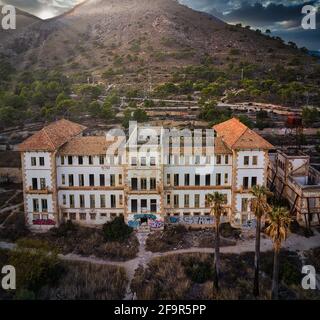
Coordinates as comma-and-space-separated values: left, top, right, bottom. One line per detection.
179, 1, 320, 50
225, 1, 318, 27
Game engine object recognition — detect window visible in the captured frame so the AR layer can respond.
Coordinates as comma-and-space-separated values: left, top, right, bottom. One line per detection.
33, 213, 40, 220
251, 177, 257, 187
225, 155, 229, 164
119, 195, 123, 206
79, 174, 84, 187
216, 173, 221, 186
184, 174, 190, 186
205, 156, 211, 164
224, 173, 228, 185
205, 174, 211, 186
62, 195, 66, 205
88, 156, 93, 165
68, 174, 74, 187
141, 199, 147, 209
33, 199, 39, 212
89, 174, 95, 187
244, 156, 249, 166
110, 174, 115, 187
150, 157, 156, 166
194, 194, 200, 208
80, 195, 85, 208
167, 194, 171, 205
131, 178, 138, 190
100, 213, 107, 218
62, 174, 65, 185
119, 174, 123, 185
39, 157, 45, 166
69, 195, 75, 208
141, 157, 146, 166
194, 212, 200, 216
40, 178, 46, 190
141, 178, 147, 190
32, 178, 38, 190
100, 174, 105, 186
100, 195, 106, 208
61, 156, 65, 165
222, 194, 228, 204
166, 174, 171, 185
216, 155, 221, 165
109, 156, 114, 165
90, 213, 96, 220
174, 195, 179, 208
184, 194, 190, 208
78, 156, 83, 165
80, 212, 86, 220
90, 195, 95, 209
205, 194, 210, 207
243, 177, 249, 189
68, 156, 73, 165
195, 174, 200, 186
150, 199, 157, 212
131, 199, 138, 213
253, 156, 258, 165
174, 174, 179, 186
111, 195, 116, 208
195, 155, 200, 165
131, 157, 137, 166
99, 155, 105, 165
69, 212, 76, 220
150, 178, 156, 190
241, 198, 248, 212
31, 157, 36, 166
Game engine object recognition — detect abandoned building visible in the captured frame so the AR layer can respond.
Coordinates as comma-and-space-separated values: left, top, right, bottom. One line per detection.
268, 149, 320, 228
18, 117, 274, 231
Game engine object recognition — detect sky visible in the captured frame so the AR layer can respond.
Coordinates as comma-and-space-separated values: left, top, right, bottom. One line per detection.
0, 0, 320, 50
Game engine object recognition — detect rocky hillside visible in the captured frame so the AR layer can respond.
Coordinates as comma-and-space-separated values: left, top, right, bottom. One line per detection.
0, 6, 41, 42
0, 0, 315, 86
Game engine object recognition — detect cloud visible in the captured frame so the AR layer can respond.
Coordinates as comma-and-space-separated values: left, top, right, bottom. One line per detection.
0, 0, 83, 19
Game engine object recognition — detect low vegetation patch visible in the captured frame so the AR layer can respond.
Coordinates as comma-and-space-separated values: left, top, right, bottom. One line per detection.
145, 224, 237, 253
25, 221, 139, 261
0, 245, 127, 300
131, 250, 320, 300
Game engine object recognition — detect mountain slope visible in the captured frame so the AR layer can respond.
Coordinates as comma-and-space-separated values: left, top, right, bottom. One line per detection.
0, 0, 314, 86
0, 6, 41, 42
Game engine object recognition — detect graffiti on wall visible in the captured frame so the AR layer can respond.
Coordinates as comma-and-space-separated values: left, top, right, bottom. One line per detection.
148, 220, 164, 229
128, 214, 164, 229
242, 219, 257, 229
167, 216, 214, 225
32, 219, 56, 226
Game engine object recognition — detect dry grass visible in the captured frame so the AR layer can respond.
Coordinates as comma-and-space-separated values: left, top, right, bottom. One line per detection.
131, 250, 319, 300
26, 224, 139, 261
146, 224, 237, 253
38, 261, 127, 300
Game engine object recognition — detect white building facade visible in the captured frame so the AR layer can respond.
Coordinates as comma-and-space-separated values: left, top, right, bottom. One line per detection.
19, 118, 273, 231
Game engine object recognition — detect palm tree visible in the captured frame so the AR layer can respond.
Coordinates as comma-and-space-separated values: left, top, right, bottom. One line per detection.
208, 192, 225, 291
250, 185, 272, 297
265, 206, 291, 300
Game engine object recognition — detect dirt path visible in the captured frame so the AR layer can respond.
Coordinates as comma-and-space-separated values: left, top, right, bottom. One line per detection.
1, 229, 319, 298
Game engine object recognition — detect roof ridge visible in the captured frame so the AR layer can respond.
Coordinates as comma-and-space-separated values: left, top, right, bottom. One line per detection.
42, 127, 56, 149
230, 126, 248, 149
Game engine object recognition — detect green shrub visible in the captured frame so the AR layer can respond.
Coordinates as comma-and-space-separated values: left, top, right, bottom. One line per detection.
102, 216, 133, 242
183, 257, 214, 283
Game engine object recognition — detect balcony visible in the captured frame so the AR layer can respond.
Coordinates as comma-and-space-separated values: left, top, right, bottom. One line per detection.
27, 186, 52, 194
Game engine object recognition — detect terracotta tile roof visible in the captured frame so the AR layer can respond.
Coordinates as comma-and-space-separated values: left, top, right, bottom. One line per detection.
214, 137, 232, 154
213, 118, 273, 150
58, 136, 117, 156
19, 119, 87, 152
